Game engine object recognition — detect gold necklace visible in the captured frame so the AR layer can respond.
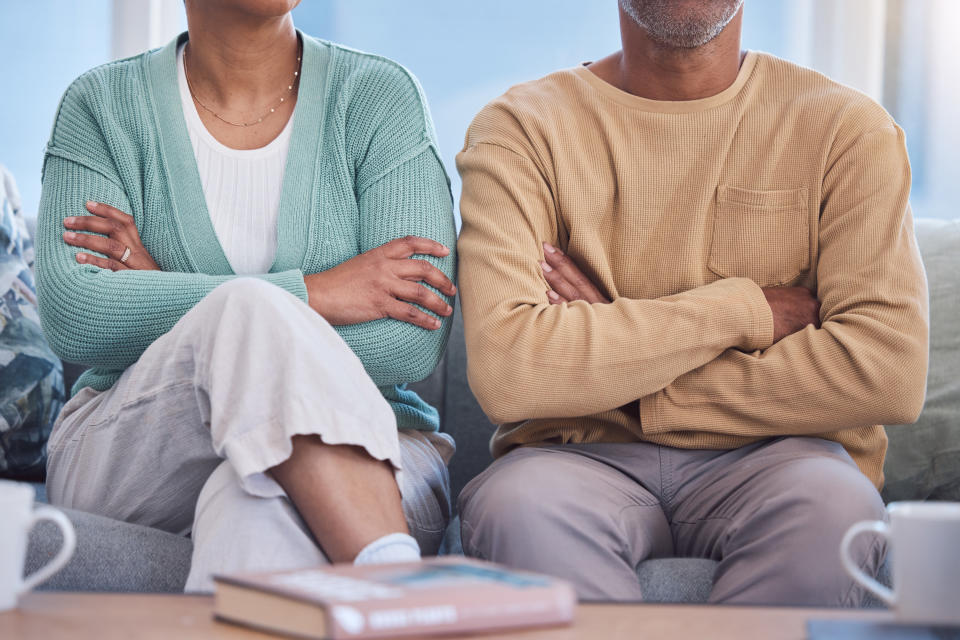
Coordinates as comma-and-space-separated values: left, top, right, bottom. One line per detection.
184, 38, 303, 128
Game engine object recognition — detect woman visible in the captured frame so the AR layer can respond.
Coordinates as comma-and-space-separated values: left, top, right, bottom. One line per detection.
36, 0, 457, 591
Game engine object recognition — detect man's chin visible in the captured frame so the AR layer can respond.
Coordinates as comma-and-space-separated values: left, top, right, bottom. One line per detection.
621, 0, 744, 50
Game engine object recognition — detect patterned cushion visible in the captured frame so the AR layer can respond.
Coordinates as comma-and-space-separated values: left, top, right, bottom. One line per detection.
0, 166, 65, 479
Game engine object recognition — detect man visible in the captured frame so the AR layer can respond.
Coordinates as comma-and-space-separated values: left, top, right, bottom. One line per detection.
456, 0, 928, 605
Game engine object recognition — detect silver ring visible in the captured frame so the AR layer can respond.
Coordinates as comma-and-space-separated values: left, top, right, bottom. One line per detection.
119, 247, 131, 264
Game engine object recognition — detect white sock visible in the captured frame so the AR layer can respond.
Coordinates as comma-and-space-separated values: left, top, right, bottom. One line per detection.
354, 533, 421, 565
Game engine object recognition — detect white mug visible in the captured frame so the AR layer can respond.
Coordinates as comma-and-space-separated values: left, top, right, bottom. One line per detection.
0, 480, 76, 611
841, 501, 960, 625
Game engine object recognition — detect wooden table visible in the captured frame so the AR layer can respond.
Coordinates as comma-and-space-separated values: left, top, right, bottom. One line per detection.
1, 593, 892, 639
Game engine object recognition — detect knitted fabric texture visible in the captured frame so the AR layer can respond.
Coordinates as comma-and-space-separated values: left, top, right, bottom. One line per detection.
456, 52, 929, 488
36, 32, 457, 432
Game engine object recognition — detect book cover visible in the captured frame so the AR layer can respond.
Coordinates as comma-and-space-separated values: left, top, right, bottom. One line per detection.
214, 556, 577, 639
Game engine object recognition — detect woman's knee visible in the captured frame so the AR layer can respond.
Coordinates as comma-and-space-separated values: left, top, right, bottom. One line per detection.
202, 278, 303, 319
186, 277, 336, 348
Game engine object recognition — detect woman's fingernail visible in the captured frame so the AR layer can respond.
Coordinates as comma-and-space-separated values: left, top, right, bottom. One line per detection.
434, 318, 442, 328
445, 305, 452, 314
543, 242, 556, 254
86, 201, 97, 210
77, 253, 87, 263
547, 290, 559, 301
541, 261, 553, 273
63, 231, 76, 240
64, 217, 76, 226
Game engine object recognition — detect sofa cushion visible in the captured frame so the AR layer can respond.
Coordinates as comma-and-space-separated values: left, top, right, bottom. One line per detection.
441, 305, 496, 503
882, 218, 960, 502
26, 507, 191, 593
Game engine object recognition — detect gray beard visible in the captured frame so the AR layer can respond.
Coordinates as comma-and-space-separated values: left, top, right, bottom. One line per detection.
620, 0, 744, 49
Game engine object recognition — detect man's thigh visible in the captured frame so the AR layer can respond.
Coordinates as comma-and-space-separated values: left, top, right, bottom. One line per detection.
667, 437, 886, 605
459, 444, 671, 601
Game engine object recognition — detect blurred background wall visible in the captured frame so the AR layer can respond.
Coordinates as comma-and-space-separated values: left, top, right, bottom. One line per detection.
1, 0, 956, 223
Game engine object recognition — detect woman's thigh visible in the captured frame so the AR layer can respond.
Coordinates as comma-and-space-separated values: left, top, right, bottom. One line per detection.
46, 360, 218, 536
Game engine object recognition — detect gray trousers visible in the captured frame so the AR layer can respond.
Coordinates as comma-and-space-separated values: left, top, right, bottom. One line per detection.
46, 279, 454, 592
459, 438, 886, 605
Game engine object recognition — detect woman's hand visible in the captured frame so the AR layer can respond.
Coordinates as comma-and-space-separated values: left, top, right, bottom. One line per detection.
305, 236, 456, 330
541, 242, 610, 304
63, 201, 160, 271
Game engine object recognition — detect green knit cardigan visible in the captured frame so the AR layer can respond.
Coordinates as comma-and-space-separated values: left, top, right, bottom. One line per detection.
36, 32, 457, 431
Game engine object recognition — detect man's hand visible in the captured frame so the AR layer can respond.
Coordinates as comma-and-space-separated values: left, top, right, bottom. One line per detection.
539, 241, 820, 346
761, 287, 821, 344
305, 236, 456, 330
541, 242, 611, 304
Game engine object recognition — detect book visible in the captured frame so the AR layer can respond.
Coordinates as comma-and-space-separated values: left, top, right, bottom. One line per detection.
213, 557, 577, 639
807, 619, 960, 639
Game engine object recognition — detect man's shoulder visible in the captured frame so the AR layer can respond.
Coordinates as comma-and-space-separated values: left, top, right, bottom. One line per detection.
464, 68, 585, 152
753, 52, 896, 136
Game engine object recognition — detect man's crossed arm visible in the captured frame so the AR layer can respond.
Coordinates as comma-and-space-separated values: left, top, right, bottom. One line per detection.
540, 241, 821, 345
457, 126, 928, 434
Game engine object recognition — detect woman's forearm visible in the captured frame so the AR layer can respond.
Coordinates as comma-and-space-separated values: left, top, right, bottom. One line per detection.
37, 155, 308, 367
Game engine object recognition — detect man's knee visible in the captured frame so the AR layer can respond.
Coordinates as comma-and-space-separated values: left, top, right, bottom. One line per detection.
459, 448, 636, 558
756, 455, 885, 593
712, 453, 886, 605
460, 450, 579, 548
777, 455, 885, 534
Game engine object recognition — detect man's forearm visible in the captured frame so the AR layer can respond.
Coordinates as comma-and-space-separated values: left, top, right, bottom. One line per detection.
462, 276, 774, 424
640, 301, 928, 438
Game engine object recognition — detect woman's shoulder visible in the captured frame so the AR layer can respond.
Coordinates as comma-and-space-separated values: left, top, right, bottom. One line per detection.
58, 51, 151, 114
313, 36, 422, 91
49, 51, 152, 151
45, 51, 156, 181
306, 35, 431, 124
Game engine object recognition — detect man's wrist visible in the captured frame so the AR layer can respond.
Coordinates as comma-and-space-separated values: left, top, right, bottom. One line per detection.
734, 278, 775, 351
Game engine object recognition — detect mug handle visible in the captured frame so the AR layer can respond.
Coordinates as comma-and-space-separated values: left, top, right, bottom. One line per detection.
840, 520, 894, 606
20, 505, 77, 594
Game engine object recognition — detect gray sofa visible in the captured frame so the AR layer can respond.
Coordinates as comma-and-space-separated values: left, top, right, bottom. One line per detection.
23, 217, 960, 603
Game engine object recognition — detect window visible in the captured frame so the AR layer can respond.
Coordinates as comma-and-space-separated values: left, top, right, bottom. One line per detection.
883, 0, 959, 219
0, 1, 112, 220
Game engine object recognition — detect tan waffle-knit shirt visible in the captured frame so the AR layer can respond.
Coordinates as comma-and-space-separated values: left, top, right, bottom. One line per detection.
456, 52, 929, 489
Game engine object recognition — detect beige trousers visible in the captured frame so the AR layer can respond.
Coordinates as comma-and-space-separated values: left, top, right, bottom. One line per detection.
460, 437, 886, 605
46, 279, 454, 592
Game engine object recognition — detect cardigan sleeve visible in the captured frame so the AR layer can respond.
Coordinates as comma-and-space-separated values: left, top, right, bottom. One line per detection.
334, 146, 456, 386
36, 154, 308, 368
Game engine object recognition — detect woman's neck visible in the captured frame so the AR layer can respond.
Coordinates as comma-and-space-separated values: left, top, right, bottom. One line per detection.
183, 8, 299, 111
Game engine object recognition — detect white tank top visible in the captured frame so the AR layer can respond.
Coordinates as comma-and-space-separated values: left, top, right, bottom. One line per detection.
176, 43, 293, 275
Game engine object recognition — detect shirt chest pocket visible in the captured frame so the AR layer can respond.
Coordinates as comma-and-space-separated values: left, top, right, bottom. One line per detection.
707, 185, 811, 287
